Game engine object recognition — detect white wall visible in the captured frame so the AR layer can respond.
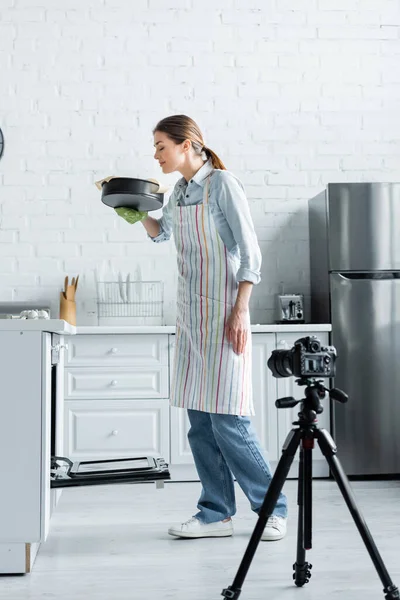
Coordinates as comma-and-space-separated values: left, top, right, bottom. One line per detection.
0, 0, 399, 324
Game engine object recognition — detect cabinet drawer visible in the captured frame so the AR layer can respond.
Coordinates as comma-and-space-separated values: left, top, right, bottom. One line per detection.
65, 367, 169, 399
64, 400, 170, 461
66, 334, 169, 367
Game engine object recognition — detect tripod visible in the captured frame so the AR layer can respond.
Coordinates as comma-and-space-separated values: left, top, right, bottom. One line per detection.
221, 378, 399, 600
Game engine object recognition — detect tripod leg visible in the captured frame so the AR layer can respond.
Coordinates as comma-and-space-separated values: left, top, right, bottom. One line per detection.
303, 443, 313, 551
293, 446, 313, 587
317, 429, 400, 600
221, 428, 302, 600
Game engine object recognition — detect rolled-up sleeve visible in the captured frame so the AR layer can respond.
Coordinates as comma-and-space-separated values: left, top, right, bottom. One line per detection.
148, 190, 175, 243
216, 171, 262, 284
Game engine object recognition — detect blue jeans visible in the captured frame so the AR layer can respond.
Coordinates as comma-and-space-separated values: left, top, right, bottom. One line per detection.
187, 409, 288, 524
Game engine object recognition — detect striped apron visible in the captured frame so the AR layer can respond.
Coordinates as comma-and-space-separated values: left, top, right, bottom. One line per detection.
170, 175, 254, 416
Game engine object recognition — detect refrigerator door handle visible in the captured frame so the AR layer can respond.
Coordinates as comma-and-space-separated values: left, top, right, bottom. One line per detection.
334, 272, 400, 280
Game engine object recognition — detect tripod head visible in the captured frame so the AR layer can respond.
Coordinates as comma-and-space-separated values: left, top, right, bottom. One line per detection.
275, 378, 348, 424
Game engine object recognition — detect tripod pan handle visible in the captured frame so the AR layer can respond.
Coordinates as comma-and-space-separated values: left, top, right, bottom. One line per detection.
330, 388, 348, 403
275, 397, 299, 409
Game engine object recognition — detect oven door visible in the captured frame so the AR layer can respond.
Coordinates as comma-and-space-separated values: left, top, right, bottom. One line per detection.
50, 456, 170, 488
49, 334, 170, 490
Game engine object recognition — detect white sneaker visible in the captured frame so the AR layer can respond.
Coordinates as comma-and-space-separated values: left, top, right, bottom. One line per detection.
168, 517, 233, 539
261, 516, 287, 541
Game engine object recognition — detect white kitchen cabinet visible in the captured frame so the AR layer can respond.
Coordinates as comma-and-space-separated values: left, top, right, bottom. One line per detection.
169, 407, 192, 464
67, 334, 169, 367
64, 399, 170, 462
0, 325, 69, 574
275, 332, 330, 478
0, 332, 48, 545
64, 333, 171, 464
65, 366, 169, 400
251, 334, 280, 463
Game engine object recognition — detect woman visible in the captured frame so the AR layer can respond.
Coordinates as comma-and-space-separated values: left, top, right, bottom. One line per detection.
141, 115, 288, 540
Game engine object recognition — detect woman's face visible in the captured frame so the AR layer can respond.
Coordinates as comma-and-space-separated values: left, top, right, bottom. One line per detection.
153, 131, 186, 174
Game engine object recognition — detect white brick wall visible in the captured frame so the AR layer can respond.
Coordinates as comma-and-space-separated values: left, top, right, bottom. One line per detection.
0, 0, 400, 324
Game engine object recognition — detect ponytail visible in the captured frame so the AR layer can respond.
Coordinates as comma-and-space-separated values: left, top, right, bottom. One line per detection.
203, 146, 226, 171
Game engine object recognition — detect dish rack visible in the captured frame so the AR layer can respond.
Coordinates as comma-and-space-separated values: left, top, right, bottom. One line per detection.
96, 280, 164, 325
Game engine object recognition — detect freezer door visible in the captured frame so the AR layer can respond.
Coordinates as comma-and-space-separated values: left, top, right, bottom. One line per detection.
328, 183, 400, 271
331, 272, 400, 475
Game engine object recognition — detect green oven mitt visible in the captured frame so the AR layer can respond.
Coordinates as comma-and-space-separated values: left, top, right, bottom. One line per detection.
114, 207, 148, 225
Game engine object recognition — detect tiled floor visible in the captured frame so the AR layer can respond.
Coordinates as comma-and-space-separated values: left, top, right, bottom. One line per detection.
1, 479, 399, 600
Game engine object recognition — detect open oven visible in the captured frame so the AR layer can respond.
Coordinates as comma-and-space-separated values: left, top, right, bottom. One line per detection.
49, 334, 170, 489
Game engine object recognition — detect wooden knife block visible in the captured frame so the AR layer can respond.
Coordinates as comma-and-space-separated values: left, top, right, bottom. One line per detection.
59, 292, 76, 326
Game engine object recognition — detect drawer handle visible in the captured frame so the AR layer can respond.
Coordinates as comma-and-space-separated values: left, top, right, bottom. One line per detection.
110, 347, 118, 354
111, 430, 118, 436
110, 380, 118, 387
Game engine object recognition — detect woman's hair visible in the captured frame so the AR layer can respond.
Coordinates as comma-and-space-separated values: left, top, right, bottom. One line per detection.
153, 114, 226, 170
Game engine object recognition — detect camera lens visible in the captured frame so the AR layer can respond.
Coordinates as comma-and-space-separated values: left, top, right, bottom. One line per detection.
267, 350, 293, 378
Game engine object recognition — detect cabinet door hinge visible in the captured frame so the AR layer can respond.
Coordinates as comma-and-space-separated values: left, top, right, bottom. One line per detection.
51, 342, 68, 366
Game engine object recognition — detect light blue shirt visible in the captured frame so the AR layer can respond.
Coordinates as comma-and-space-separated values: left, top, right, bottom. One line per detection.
149, 160, 262, 285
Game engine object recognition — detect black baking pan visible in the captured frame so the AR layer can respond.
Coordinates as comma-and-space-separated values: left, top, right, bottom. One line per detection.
101, 177, 164, 211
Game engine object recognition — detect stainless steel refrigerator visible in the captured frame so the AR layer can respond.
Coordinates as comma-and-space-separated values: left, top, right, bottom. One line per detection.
309, 183, 400, 476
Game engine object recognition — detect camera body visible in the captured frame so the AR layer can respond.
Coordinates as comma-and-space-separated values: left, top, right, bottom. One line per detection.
267, 335, 336, 379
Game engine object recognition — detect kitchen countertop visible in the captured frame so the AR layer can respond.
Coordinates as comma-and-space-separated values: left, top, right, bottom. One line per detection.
0, 319, 76, 335
76, 324, 332, 334
0, 321, 332, 336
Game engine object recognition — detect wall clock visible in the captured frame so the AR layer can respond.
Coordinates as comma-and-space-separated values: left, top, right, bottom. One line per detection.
0, 128, 3, 160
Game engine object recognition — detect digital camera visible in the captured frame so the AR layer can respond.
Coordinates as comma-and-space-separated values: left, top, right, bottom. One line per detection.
267, 335, 336, 379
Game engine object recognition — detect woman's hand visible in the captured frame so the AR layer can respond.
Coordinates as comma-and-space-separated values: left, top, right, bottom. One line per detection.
225, 307, 249, 354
